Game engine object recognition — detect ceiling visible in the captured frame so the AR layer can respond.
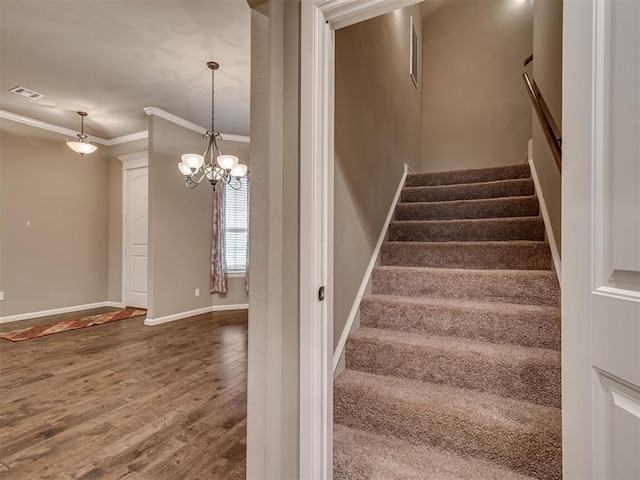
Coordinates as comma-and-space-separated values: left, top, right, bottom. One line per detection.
0, 0, 251, 139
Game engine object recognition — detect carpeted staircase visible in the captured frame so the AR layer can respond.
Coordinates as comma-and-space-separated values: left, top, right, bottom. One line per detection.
334, 163, 562, 480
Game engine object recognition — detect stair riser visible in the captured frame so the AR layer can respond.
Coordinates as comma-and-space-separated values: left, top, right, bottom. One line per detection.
346, 337, 560, 407
389, 218, 545, 242
381, 242, 552, 270
401, 179, 535, 203
406, 164, 530, 187
333, 376, 562, 480
334, 377, 562, 480
395, 197, 539, 221
334, 424, 536, 480
371, 269, 560, 306
360, 298, 561, 349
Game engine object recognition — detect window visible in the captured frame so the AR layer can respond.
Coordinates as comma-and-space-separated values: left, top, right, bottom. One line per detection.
224, 177, 249, 274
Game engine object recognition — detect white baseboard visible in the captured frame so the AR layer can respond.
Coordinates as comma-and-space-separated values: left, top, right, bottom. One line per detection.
0, 301, 125, 325
528, 144, 562, 284
334, 351, 346, 379
332, 163, 411, 373
144, 303, 249, 326
105, 301, 126, 309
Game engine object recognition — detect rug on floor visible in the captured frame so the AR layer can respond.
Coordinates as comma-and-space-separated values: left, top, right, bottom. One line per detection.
0, 308, 147, 342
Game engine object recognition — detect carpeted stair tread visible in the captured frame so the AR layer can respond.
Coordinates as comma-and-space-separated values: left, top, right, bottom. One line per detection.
381, 240, 552, 270
334, 369, 562, 480
333, 424, 537, 480
335, 162, 562, 479
405, 163, 530, 187
394, 195, 540, 221
401, 178, 535, 203
346, 327, 560, 407
372, 266, 560, 306
360, 294, 560, 349
389, 216, 545, 242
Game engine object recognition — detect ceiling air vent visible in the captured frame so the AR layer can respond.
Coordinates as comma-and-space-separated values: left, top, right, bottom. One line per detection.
9, 86, 44, 100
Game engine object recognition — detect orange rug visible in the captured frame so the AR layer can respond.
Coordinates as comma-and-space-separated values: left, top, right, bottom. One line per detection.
0, 308, 146, 342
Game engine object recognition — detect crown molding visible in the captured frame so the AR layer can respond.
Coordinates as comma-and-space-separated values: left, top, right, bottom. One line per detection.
247, 0, 268, 9
118, 151, 149, 170
143, 106, 250, 143
1, 109, 109, 144
319, 0, 422, 30
1, 108, 248, 146
106, 130, 149, 146
143, 106, 205, 134
220, 133, 251, 144
0, 109, 148, 146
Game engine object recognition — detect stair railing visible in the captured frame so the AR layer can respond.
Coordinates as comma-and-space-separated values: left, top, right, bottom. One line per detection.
522, 66, 562, 173
524, 53, 534, 67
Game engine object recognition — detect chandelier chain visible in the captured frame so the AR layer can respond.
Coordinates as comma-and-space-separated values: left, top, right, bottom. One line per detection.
211, 65, 215, 134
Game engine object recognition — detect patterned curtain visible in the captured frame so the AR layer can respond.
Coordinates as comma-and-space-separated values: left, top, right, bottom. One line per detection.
210, 183, 228, 293
244, 172, 250, 293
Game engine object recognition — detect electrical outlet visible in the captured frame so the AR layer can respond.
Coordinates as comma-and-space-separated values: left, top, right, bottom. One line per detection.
195, 288, 200, 297
0, 291, 4, 301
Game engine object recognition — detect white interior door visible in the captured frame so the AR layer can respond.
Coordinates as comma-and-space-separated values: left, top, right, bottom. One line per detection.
124, 167, 148, 309
564, 0, 640, 477
591, 1, 640, 476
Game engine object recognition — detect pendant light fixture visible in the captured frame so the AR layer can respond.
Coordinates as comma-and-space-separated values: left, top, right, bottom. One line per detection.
66, 111, 98, 156
178, 61, 248, 190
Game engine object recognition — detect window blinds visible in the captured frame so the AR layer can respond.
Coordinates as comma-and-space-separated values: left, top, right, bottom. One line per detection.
224, 177, 249, 273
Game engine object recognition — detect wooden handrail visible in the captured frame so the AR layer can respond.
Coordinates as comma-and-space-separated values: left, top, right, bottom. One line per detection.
524, 54, 534, 67
522, 72, 562, 173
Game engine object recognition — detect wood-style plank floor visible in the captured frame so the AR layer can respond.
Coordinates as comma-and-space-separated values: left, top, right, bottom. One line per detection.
0, 307, 247, 479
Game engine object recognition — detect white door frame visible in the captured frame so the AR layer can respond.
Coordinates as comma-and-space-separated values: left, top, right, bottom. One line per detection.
118, 151, 148, 308
301, 0, 640, 477
299, 1, 422, 478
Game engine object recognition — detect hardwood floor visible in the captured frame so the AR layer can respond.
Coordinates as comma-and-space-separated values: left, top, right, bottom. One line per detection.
0, 308, 247, 479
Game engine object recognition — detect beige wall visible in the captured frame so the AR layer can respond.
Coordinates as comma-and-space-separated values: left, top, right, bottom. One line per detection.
0, 121, 109, 317
333, 3, 423, 348
0, 116, 248, 321
147, 116, 249, 320
532, 0, 562, 253
421, 0, 533, 172
246, 0, 300, 477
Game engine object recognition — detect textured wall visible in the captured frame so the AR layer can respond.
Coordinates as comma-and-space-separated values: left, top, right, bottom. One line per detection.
532, 0, 562, 254
334, 3, 423, 348
0, 121, 109, 317
147, 116, 249, 320
246, 1, 300, 478
421, 0, 533, 172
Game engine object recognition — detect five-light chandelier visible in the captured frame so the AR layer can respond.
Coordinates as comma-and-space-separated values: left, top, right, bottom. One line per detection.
178, 61, 247, 190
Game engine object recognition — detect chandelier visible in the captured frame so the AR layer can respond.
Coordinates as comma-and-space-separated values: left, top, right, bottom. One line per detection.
67, 111, 97, 156
178, 61, 247, 190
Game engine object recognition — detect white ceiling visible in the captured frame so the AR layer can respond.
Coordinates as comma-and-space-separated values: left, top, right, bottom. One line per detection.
0, 0, 251, 139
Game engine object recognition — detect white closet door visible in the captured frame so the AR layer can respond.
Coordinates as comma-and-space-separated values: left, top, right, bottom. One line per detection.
124, 167, 148, 309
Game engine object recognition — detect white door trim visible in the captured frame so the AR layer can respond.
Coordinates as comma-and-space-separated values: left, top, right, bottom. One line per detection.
118, 152, 148, 307
119, 151, 148, 170
299, 1, 422, 478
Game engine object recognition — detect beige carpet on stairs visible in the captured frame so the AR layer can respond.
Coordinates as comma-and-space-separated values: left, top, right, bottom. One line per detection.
334, 163, 562, 480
